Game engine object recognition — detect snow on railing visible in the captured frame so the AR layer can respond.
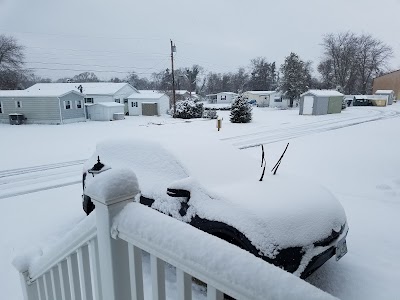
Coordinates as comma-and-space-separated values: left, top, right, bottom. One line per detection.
13, 215, 99, 300
14, 168, 337, 300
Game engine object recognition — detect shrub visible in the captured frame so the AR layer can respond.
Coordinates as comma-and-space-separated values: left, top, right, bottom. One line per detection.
173, 100, 204, 119
230, 95, 252, 123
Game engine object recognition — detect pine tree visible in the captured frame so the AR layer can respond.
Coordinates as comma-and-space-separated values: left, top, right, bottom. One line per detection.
280, 52, 311, 107
230, 95, 252, 123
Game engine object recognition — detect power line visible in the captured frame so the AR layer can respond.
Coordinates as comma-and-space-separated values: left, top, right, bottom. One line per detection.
1, 29, 167, 42
25, 60, 169, 71
25, 67, 156, 75
26, 46, 168, 57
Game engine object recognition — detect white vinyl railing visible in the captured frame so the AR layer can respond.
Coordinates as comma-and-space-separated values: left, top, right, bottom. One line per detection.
15, 218, 99, 300
14, 168, 337, 300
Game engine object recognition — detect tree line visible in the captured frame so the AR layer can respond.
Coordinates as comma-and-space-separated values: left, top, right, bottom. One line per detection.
0, 32, 394, 106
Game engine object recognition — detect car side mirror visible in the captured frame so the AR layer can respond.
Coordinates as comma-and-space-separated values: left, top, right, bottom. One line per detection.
167, 188, 191, 217
166, 188, 190, 201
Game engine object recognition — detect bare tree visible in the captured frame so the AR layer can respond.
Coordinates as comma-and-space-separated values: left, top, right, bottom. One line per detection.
321, 32, 359, 94
72, 72, 100, 82
356, 34, 393, 94
0, 35, 25, 71
319, 32, 393, 94
0, 35, 26, 89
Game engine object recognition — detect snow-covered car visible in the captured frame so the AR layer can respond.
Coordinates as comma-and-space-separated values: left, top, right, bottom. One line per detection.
82, 138, 348, 279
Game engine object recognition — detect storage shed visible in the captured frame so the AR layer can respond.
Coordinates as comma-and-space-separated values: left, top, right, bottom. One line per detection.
86, 102, 124, 121
375, 90, 394, 105
128, 91, 169, 116
299, 90, 344, 115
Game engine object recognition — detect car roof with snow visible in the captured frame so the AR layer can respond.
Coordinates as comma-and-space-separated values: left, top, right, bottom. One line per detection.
84, 137, 346, 259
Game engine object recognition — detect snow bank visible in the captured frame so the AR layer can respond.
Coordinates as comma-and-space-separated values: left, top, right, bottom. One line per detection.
113, 203, 337, 300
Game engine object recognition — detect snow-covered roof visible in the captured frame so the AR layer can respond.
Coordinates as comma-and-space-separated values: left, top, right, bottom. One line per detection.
375, 90, 394, 94
0, 89, 83, 98
346, 94, 388, 100
301, 90, 344, 97
175, 90, 190, 95
95, 102, 124, 107
217, 92, 238, 95
26, 83, 135, 96
129, 90, 165, 99
246, 91, 276, 95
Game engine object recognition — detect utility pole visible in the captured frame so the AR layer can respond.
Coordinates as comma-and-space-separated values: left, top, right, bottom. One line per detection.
170, 40, 176, 114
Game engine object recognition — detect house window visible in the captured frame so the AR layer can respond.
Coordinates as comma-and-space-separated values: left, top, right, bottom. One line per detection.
135, 102, 138, 107
220, 96, 227, 101
76, 100, 82, 109
123, 98, 128, 104
15, 101, 22, 108
84, 97, 93, 103
132, 101, 138, 107
115, 98, 120, 103
64, 100, 71, 109
0, 102, 3, 113
275, 97, 282, 102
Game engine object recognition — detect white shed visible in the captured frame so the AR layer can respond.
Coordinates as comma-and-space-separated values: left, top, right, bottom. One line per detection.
86, 102, 125, 121
375, 90, 395, 105
128, 91, 170, 116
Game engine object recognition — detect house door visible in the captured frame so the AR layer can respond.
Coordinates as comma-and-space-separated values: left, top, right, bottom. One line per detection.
303, 96, 314, 115
123, 98, 129, 115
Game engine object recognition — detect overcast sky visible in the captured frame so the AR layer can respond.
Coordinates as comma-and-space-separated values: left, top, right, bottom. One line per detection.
1, 0, 399, 81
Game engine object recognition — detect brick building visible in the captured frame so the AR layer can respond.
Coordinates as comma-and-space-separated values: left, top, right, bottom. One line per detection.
372, 69, 400, 100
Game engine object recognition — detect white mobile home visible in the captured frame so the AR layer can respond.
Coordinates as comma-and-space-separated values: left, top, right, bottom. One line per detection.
217, 92, 237, 104
128, 91, 170, 116
0, 90, 85, 124
26, 82, 139, 115
270, 94, 289, 109
243, 91, 277, 107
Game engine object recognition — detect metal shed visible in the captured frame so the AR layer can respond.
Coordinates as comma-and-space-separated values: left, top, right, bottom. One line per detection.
86, 102, 124, 121
375, 90, 394, 105
299, 90, 344, 115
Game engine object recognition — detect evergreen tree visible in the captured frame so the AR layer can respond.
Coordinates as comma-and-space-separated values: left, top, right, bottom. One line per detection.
280, 52, 311, 107
230, 95, 252, 123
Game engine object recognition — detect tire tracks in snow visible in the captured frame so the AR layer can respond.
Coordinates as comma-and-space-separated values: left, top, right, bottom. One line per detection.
0, 160, 85, 199
223, 109, 400, 149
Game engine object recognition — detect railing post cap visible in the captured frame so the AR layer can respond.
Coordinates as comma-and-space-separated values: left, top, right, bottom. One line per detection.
85, 168, 140, 205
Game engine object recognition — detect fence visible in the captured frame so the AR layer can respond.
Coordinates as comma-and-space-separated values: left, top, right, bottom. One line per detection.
14, 168, 336, 300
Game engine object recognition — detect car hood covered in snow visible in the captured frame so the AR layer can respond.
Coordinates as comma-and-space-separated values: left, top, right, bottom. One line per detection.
84, 137, 347, 259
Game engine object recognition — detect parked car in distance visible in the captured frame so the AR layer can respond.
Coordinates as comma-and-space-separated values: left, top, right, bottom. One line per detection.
82, 139, 348, 279
247, 99, 257, 106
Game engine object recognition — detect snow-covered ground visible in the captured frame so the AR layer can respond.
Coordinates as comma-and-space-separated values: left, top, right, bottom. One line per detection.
1, 105, 399, 299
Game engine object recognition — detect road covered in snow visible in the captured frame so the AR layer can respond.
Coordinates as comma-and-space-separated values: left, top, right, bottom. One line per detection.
0, 105, 399, 299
